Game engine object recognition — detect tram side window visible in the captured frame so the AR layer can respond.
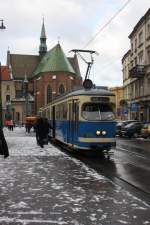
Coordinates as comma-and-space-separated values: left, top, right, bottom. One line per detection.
56, 105, 60, 120
82, 103, 114, 121
56, 103, 67, 120
62, 103, 67, 119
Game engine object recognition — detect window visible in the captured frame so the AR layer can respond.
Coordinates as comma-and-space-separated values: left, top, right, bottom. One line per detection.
16, 90, 23, 98
148, 77, 150, 94
16, 112, 20, 121
62, 103, 68, 119
131, 43, 133, 52
147, 47, 150, 64
134, 57, 137, 66
139, 79, 144, 96
135, 39, 137, 51
138, 31, 143, 45
6, 95, 10, 102
147, 23, 150, 37
138, 51, 143, 65
59, 84, 65, 95
52, 75, 56, 79
47, 85, 52, 104
6, 85, 10, 91
82, 103, 114, 121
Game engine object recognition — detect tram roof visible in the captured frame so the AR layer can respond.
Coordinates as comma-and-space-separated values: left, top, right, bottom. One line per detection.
66, 88, 115, 97
51, 88, 115, 104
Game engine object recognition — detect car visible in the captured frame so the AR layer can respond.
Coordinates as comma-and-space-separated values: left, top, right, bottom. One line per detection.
121, 122, 144, 138
140, 123, 150, 139
116, 120, 138, 136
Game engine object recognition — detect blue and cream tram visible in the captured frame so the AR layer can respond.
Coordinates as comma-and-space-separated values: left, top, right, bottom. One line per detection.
39, 87, 116, 152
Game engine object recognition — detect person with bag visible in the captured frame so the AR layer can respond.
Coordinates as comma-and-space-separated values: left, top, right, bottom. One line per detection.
0, 126, 9, 158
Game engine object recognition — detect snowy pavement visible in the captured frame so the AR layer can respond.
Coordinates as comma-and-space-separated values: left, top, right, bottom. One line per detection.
0, 127, 150, 225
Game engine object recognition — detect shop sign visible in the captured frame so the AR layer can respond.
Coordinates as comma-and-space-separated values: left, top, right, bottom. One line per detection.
131, 103, 138, 112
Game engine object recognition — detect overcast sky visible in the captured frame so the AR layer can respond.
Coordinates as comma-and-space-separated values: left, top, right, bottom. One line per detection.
0, 0, 149, 87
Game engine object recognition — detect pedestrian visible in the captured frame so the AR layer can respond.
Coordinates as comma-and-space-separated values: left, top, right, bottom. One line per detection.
7, 120, 11, 130
35, 117, 49, 148
10, 120, 14, 131
0, 126, 9, 158
25, 123, 31, 133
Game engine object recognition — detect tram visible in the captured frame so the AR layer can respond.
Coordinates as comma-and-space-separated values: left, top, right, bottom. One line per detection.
39, 87, 116, 152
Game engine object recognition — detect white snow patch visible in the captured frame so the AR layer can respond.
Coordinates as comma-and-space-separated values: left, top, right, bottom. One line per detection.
143, 221, 150, 224
10, 201, 29, 209
117, 220, 128, 224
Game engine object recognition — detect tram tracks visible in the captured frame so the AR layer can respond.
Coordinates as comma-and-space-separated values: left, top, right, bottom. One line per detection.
50, 139, 150, 204
74, 152, 150, 205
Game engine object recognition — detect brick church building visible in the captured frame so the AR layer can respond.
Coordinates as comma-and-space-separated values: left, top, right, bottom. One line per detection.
3, 21, 82, 124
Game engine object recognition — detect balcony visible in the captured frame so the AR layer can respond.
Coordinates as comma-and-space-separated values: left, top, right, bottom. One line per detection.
129, 65, 146, 78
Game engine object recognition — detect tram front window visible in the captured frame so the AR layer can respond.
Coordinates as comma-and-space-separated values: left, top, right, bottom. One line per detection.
82, 103, 114, 121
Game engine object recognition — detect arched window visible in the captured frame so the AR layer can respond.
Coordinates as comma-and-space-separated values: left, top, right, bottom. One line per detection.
47, 85, 52, 103
59, 84, 65, 95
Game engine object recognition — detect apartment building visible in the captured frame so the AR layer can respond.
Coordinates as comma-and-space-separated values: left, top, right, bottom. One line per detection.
122, 8, 150, 122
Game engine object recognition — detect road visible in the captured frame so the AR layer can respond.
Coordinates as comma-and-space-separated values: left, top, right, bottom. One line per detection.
73, 136, 150, 202
0, 127, 150, 225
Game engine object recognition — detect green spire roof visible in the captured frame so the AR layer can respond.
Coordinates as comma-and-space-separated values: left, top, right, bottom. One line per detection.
34, 43, 75, 76
40, 19, 46, 39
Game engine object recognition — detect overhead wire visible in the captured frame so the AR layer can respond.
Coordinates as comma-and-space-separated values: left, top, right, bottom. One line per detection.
83, 0, 132, 49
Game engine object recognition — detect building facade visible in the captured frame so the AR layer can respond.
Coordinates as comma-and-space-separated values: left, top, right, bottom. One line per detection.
110, 86, 124, 120
122, 8, 150, 122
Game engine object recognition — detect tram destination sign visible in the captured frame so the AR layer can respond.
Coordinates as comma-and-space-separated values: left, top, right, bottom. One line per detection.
91, 97, 110, 102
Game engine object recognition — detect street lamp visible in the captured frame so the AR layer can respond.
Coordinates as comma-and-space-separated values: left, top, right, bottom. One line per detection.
0, 19, 6, 126
0, 19, 6, 30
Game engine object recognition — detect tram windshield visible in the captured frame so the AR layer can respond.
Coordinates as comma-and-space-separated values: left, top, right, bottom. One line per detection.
82, 103, 115, 121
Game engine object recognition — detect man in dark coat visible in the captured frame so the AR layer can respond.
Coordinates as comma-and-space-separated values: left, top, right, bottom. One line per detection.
0, 126, 9, 158
35, 117, 50, 148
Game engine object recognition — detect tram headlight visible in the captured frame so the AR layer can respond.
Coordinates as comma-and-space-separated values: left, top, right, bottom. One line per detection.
102, 130, 107, 135
96, 130, 101, 136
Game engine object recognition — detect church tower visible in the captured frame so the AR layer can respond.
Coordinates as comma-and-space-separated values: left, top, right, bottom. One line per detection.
39, 19, 47, 57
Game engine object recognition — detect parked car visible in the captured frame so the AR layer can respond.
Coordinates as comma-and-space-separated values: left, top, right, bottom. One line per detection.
140, 123, 150, 139
121, 122, 144, 138
116, 120, 137, 136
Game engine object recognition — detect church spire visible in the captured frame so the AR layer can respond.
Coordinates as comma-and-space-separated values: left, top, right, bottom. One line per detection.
39, 18, 47, 57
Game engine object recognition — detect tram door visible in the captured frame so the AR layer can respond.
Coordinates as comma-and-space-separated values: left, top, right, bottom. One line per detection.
52, 106, 56, 138
68, 100, 79, 146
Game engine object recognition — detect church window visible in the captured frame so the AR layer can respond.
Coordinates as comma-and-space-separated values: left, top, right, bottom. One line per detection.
59, 84, 65, 95
52, 75, 56, 79
47, 85, 52, 103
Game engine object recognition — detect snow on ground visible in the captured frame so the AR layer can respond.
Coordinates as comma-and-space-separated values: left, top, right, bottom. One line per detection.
4, 127, 65, 157
0, 127, 150, 225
